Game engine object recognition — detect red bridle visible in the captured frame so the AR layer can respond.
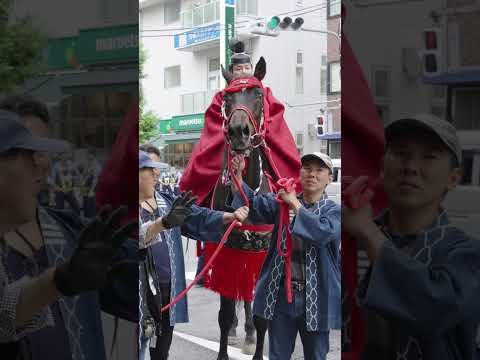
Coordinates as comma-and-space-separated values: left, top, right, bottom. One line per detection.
221, 77, 266, 151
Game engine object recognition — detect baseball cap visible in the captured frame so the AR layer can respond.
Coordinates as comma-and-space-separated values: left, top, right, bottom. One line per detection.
139, 150, 165, 169
385, 113, 462, 166
301, 152, 333, 173
0, 110, 70, 153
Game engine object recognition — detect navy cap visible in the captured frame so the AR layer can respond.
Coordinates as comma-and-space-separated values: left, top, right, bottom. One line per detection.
139, 150, 165, 169
0, 110, 70, 153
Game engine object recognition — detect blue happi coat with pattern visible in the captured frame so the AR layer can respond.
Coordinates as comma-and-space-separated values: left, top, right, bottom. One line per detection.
357, 210, 480, 360
232, 183, 341, 331
139, 191, 225, 331
0, 207, 138, 360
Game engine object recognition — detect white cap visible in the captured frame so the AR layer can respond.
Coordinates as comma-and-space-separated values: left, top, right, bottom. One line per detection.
301, 152, 333, 173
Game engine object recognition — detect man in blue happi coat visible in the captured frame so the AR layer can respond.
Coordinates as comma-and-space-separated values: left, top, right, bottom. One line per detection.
343, 114, 480, 360
138, 149, 249, 360
230, 151, 341, 360
0, 109, 138, 360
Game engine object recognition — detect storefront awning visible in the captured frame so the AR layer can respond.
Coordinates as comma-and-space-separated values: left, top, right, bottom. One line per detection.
423, 70, 480, 85
151, 132, 201, 145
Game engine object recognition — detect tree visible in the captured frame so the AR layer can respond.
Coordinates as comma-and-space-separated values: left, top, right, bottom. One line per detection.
139, 42, 160, 144
0, 0, 46, 94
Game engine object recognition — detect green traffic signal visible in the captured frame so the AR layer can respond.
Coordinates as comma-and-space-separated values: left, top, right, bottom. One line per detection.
266, 16, 280, 30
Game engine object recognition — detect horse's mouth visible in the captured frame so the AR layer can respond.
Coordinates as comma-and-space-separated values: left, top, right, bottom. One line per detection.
230, 145, 251, 155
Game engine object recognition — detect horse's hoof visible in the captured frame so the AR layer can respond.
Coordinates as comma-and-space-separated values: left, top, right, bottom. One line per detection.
228, 328, 238, 345
217, 354, 229, 360
241, 335, 256, 355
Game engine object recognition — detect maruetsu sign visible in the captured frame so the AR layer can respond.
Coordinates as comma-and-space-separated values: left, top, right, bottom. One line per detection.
96, 34, 139, 52
46, 24, 138, 69
178, 118, 203, 127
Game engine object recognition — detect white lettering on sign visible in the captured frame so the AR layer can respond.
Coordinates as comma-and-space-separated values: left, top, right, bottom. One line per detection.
178, 118, 203, 127
96, 34, 139, 52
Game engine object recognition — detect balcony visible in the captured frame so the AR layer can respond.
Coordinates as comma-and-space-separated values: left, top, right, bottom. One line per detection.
181, 1, 220, 28
180, 90, 218, 115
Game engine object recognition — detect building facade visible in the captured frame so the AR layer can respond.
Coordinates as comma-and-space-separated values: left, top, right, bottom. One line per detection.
140, 0, 333, 167
13, 0, 138, 157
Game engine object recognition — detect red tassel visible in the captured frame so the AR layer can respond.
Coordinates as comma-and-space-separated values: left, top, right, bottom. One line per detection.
203, 244, 267, 302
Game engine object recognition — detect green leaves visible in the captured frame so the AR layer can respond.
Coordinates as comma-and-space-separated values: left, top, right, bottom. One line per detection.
0, 3, 46, 93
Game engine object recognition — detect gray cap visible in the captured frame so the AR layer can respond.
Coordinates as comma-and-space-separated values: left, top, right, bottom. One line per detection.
139, 150, 165, 169
301, 152, 333, 173
0, 110, 70, 154
385, 113, 462, 166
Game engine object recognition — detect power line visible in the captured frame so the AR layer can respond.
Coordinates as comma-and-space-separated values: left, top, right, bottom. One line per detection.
140, 2, 334, 33
140, 3, 336, 38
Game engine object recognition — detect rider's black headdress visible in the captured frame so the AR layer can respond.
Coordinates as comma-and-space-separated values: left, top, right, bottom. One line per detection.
229, 39, 251, 68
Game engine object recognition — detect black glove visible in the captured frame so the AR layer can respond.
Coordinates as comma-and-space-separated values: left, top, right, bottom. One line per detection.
54, 205, 137, 296
161, 191, 198, 229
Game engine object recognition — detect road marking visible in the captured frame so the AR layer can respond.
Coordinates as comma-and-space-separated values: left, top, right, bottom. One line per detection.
185, 271, 196, 281
173, 330, 268, 360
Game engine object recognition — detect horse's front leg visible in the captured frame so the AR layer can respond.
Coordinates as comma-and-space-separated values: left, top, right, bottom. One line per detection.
242, 301, 256, 355
252, 315, 268, 360
218, 295, 235, 360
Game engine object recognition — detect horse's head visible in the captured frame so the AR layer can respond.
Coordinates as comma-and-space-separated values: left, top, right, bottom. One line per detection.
221, 57, 266, 154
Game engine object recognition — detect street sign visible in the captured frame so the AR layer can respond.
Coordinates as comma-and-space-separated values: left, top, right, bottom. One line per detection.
220, 0, 235, 87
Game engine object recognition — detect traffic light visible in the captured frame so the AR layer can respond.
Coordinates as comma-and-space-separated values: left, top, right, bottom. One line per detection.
316, 115, 325, 136
250, 16, 304, 36
422, 28, 442, 76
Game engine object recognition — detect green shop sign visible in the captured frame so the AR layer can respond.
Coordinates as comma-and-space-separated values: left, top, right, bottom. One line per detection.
158, 119, 173, 134
47, 24, 138, 70
172, 113, 205, 132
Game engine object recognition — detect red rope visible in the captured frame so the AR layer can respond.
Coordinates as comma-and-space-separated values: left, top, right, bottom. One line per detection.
161, 220, 241, 312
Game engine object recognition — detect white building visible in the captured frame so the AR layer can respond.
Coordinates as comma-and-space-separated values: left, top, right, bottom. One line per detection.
140, 0, 333, 167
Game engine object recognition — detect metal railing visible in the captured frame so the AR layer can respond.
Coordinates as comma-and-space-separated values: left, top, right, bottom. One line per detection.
181, 1, 220, 28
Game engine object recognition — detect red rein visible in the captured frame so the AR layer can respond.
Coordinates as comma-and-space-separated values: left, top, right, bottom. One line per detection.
274, 178, 296, 303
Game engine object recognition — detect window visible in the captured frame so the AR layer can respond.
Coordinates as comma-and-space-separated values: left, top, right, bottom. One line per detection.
328, 61, 341, 94
164, 65, 181, 88
236, 0, 258, 16
373, 67, 390, 99
453, 88, 480, 130
376, 105, 390, 123
320, 55, 327, 95
295, 132, 304, 155
328, 0, 341, 17
296, 51, 304, 94
164, 1, 180, 24
329, 141, 341, 162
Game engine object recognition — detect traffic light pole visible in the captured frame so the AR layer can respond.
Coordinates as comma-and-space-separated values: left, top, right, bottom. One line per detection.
301, 27, 341, 53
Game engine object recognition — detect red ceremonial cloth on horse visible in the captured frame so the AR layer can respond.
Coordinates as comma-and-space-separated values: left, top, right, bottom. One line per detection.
180, 87, 301, 204
342, 8, 388, 359
96, 98, 139, 227
180, 84, 301, 301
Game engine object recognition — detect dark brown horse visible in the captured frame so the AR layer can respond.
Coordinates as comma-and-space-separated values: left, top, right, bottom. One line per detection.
210, 57, 274, 360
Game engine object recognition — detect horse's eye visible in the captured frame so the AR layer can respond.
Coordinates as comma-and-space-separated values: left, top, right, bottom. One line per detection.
243, 126, 250, 136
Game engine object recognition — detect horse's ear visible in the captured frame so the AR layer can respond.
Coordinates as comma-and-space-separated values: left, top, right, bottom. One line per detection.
254, 57, 266, 82
221, 64, 233, 84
